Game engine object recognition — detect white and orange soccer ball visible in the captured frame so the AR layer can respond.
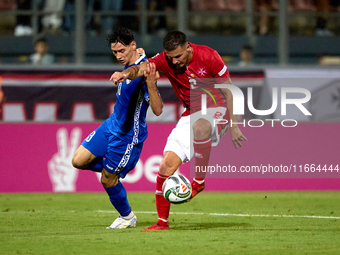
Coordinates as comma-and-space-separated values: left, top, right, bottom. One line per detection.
162, 174, 192, 204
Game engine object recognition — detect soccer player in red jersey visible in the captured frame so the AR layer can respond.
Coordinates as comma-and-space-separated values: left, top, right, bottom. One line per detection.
110, 31, 247, 230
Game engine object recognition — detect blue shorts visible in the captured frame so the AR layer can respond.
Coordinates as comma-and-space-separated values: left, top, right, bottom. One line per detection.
81, 119, 143, 178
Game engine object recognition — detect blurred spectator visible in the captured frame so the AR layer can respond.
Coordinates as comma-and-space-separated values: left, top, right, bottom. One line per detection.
315, 0, 334, 36
63, 0, 96, 34
255, 0, 277, 36
289, 0, 315, 11
238, 45, 254, 67
0, 0, 16, 35
147, 0, 165, 35
191, 0, 226, 11
14, 0, 32, 36
145, 0, 176, 35
41, 0, 66, 35
225, 0, 245, 11
331, 0, 340, 11
100, 0, 122, 34
120, 0, 138, 31
30, 37, 55, 65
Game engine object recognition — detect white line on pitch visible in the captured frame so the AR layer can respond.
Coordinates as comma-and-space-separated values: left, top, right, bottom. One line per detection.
95, 210, 340, 219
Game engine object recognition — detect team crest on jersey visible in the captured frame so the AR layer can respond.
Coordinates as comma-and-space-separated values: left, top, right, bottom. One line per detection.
197, 68, 207, 77
126, 79, 131, 84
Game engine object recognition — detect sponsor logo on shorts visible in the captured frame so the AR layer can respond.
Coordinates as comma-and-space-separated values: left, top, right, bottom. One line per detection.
105, 164, 114, 170
214, 112, 223, 119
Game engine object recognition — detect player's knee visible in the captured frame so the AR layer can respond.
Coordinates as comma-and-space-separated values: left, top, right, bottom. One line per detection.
159, 159, 177, 176
101, 171, 119, 188
72, 154, 83, 169
193, 119, 212, 139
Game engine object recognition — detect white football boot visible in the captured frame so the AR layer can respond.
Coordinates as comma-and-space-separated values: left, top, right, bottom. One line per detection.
106, 215, 137, 229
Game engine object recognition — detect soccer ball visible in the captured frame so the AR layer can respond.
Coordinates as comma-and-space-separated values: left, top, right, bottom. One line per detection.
162, 174, 192, 204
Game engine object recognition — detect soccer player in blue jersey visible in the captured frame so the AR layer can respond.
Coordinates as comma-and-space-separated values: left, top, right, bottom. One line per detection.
72, 27, 163, 229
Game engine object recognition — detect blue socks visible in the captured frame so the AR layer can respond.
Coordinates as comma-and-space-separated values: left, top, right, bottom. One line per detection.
104, 181, 132, 217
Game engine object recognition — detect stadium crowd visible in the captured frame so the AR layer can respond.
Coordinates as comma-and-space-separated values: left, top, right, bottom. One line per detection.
0, 0, 339, 37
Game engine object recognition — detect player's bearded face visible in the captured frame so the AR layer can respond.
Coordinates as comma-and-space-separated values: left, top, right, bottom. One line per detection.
165, 44, 191, 68
111, 42, 136, 66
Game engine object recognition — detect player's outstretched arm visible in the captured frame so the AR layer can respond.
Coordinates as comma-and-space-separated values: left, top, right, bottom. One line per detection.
110, 61, 148, 85
144, 63, 163, 116
220, 78, 248, 149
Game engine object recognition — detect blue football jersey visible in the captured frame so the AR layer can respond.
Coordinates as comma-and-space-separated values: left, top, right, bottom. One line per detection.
107, 54, 150, 144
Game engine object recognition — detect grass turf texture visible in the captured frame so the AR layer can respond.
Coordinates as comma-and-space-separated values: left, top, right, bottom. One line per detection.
1, 192, 340, 255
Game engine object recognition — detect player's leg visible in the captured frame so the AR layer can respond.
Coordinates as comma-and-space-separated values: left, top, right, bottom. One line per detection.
191, 118, 213, 198
72, 121, 109, 172
103, 136, 142, 229
143, 117, 190, 231
101, 169, 137, 229
190, 107, 229, 198
143, 151, 182, 231
72, 145, 102, 171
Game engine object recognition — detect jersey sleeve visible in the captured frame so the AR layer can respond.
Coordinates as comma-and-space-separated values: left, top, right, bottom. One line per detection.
209, 50, 230, 79
148, 52, 166, 73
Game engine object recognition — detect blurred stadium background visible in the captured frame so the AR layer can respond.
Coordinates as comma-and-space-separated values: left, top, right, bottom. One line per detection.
1, 2, 340, 254
0, 0, 339, 192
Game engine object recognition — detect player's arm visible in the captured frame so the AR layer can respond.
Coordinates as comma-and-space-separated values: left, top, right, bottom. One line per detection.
144, 63, 163, 116
220, 78, 247, 149
110, 61, 149, 85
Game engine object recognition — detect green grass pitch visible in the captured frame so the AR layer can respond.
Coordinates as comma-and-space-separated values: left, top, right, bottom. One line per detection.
1, 191, 340, 255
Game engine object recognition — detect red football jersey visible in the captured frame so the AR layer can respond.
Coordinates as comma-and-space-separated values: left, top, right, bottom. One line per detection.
149, 43, 230, 116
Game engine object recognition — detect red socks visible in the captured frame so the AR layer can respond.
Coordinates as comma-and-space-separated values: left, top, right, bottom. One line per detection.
193, 137, 212, 181
155, 173, 170, 221
154, 137, 211, 221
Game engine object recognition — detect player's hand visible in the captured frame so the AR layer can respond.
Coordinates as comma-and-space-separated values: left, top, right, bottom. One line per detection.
144, 63, 159, 86
48, 128, 81, 192
230, 125, 247, 149
110, 72, 128, 85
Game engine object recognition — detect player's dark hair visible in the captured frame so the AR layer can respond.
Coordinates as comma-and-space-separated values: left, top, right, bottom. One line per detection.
163, 30, 187, 51
107, 27, 134, 47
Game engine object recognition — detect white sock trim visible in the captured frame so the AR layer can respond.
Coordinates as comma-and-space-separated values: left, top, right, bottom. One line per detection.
121, 211, 135, 220
157, 174, 168, 179
193, 138, 211, 144
158, 218, 168, 222
193, 178, 205, 184
155, 190, 163, 196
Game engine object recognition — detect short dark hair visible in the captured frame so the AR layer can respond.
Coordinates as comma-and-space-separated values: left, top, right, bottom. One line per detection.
241, 45, 253, 52
107, 27, 134, 48
35, 37, 48, 45
163, 30, 187, 51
